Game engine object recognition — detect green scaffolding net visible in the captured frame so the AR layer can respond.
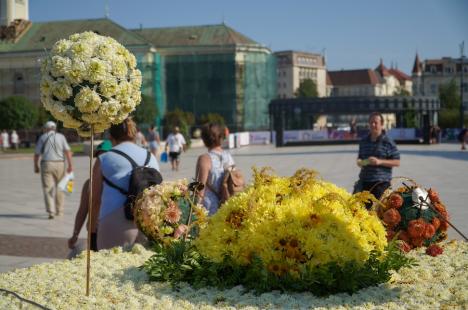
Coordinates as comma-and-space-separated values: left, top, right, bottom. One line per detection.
162, 51, 276, 132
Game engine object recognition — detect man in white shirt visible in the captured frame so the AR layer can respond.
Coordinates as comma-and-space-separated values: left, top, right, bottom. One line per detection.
34, 121, 74, 219
165, 126, 186, 171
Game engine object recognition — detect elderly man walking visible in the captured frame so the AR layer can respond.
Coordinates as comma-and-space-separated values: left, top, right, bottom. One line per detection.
34, 121, 73, 219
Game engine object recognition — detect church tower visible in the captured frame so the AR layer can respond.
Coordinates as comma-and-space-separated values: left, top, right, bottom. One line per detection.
411, 53, 423, 95
0, 0, 29, 26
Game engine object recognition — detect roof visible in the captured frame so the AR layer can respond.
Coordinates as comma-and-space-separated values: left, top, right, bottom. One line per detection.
0, 18, 149, 53
132, 23, 259, 47
375, 59, 390, 77
412, 53, 422, 74
327, 69, 382, 86
388, 68, 411, 82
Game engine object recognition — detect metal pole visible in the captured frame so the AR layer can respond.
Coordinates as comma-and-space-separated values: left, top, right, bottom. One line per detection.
86, 126, 94, 296
460, 41, 465, 128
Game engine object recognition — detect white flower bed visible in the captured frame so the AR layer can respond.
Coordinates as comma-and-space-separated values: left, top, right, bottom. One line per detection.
1, 241, 466, 309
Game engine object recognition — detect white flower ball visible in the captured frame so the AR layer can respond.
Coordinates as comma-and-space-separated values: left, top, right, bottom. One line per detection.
40, 31, 142, 137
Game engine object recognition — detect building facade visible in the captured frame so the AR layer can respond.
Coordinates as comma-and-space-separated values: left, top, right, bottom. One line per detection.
0, 0, 276, 131
412, 54, 468, 110
327, 60, 412, 97
135, 24, 276, 131
274, 51, 327, 98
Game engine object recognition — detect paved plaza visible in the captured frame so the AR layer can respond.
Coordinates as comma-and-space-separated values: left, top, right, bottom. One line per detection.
0, 143, 467, 273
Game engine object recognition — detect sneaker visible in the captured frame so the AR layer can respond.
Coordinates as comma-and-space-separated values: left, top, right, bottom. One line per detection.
55, 212, 64, 217
48, 214, 55, 219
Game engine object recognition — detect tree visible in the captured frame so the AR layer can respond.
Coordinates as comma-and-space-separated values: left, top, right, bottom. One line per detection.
439, 80, 460, 109
164, 108, 195, 146
199, 113, 225, 126
0, 96, 38, 130
132, 94, 158, 126
393, 87, 411, 96
295, 79, 318, 98
438, 80, 464, 127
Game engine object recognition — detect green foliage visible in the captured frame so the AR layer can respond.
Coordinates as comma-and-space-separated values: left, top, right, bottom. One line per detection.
295, 79, 318, 98
141, 240, 202, 286
439, 108, 461, 128
164, 108, 194, 146
393, 87, 411, 96
0, 96, 38, 130
404, 110, 418, 128
438, 80, 464, 127
133, 95, 158, 126
199, 113, 225, 126
36, 106, 52, 127
142, 239, 415, 295
439, 80, 460, 110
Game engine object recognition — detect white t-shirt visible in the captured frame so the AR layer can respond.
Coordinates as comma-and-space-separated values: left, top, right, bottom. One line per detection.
1, 132, 9, 147
166, 133, 186, 153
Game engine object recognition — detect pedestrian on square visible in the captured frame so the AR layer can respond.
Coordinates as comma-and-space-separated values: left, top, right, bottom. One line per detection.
147, 125, 160, 158
354, 112, 400, 207
459, 128, 468, 150
165, 126, 186, 171
34, 121, 73, 219
135, 127, 147, 148
195, 123, 235, 215
90, 118, 160, 250
67, 140, 112, 257
1, 130, 9, 151
10, 130, 19, 150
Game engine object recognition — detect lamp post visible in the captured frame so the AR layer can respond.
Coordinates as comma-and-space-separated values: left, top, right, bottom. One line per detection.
460, 41, 465, 128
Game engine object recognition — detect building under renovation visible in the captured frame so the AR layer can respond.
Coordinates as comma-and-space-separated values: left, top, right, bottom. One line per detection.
0, 0, 276, 131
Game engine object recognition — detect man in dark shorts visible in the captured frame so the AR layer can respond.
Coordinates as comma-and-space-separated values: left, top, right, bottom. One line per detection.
165, 126, 186, 171
354, 112, 400, 208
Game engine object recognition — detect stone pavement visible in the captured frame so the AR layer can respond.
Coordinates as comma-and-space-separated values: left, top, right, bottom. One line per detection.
0, 143, 467, 273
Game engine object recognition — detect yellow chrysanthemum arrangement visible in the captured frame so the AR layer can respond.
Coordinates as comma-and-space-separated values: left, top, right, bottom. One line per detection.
195, 168, 387, 276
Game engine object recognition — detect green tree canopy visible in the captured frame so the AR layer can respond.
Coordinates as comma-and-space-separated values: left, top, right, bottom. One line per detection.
0, 96, 38, 130
199, 113, 225, 126
439, 80, 460, 109
132, 94, 158, 127
393, 87, 411, 96
164, 108, 195, 146
295, 79, 318, 98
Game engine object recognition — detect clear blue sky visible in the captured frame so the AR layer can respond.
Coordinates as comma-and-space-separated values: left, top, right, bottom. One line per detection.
30, 0, 468, 74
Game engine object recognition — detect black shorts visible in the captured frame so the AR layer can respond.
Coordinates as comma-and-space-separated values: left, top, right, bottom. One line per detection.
169, 151, 181, 160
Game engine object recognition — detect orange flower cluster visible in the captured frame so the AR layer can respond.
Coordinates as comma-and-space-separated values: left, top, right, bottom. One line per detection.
379, 187, 449, 254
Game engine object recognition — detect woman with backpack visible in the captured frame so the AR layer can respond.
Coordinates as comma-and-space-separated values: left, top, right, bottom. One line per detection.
195, 123, 240, 215
90, 118, 161, 250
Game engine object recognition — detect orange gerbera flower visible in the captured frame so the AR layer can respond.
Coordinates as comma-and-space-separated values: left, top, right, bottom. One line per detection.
431, 217, 441, 230
164, 203, 181, 224
423, 223, 436, 239
428, 188, 440, 203
383, 208, 401, 227
407, 219, 426, 239
388, 193, 404, 209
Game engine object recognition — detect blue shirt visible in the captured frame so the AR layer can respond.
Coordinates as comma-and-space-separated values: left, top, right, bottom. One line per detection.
98, 141, 159, 220
358, 133, 400, 182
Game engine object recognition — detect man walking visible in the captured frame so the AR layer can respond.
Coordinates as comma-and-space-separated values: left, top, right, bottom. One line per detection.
354, 112, 400, 206
165, 126, 186, 171
34, 121, 73, 219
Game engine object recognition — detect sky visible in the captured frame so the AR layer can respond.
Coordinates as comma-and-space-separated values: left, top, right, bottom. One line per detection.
30, 0, 468, 74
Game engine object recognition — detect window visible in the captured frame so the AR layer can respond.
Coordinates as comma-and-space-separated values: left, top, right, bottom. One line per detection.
430, 84, 437, 94
13, 73, 25, 94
